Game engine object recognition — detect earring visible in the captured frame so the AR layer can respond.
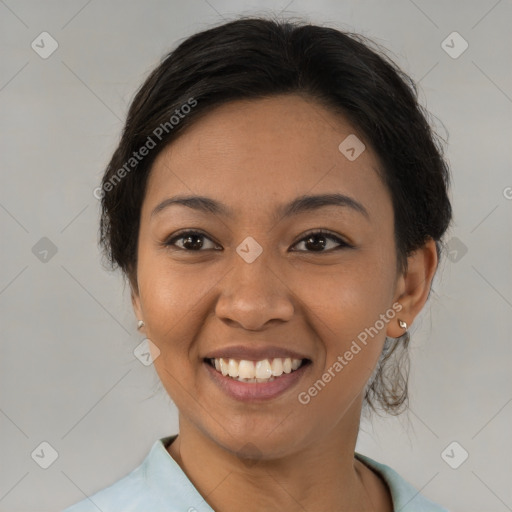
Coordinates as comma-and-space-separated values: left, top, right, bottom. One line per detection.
398, 319, 407, 330
137, 320, 145, 329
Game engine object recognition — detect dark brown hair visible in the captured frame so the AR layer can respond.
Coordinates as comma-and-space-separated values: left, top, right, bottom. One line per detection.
98, 15, 453, 415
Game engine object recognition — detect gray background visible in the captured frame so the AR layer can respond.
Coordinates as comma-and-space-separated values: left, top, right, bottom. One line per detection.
1, 1, 511, 511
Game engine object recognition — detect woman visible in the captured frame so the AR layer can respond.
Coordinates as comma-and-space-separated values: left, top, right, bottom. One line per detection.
64, 15, 452, 512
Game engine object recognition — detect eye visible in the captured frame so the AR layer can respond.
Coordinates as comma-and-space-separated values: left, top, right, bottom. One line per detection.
164, 230, 220, 251
291, 229, 351, 252
164, 229, 351, 253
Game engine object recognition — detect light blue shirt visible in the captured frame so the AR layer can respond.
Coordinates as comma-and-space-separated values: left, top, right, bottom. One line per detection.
62, 435, 449, 511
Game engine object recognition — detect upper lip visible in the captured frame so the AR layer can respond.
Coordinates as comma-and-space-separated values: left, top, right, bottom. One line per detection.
203, 345, 311, 362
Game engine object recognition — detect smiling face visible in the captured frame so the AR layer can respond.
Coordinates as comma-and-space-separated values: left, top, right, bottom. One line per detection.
131, 94, 413, 459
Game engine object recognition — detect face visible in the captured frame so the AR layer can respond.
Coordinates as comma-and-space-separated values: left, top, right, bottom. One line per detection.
132, 94, 408, 459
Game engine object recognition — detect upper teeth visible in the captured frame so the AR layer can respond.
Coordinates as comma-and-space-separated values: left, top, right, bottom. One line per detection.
212, 357, 303, 380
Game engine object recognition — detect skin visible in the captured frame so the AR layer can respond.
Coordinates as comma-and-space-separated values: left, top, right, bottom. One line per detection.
131, 94, 438, 511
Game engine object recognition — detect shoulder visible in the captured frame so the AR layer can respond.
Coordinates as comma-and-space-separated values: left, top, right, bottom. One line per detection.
355, 452, 451, 512
61, 461, 158, 512
61, 436, 191, 512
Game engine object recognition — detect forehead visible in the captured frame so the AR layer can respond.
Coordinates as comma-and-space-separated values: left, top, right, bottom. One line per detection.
143, 95, 391, 224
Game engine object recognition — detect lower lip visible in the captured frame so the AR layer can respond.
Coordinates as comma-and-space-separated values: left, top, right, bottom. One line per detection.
203, 360, 311, 402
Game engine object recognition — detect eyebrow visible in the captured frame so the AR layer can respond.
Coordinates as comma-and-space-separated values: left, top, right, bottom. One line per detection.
151, 193, 370, 221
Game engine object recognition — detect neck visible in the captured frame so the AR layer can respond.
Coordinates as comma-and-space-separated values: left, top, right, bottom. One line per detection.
166, 396, 389, 512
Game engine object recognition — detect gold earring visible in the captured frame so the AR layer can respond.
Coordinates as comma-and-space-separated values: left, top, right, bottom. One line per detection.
398, 319, 407, 330
137, 320, 145, 329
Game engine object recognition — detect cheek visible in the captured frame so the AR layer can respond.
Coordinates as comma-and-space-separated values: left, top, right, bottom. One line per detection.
138, 260, 231, 389
301, 258, 394, 330
137, 261, 199, 362
137, 242, 203, 322
297, 260, 394, 388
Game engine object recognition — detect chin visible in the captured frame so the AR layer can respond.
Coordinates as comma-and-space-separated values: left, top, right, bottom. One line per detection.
207, 421, 310, 462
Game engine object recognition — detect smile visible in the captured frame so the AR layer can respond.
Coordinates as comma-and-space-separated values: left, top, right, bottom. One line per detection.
207, 357, 305, 382
203, 357, 312, 401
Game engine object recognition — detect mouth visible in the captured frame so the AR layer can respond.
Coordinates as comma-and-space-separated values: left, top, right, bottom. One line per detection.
204, 356, 310, 382
203, 356, 312, 401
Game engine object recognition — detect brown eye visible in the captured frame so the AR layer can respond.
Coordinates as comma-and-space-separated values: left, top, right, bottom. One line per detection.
164, 229, 351, 253
291, 230, 351, 252
165, 230, 219, 251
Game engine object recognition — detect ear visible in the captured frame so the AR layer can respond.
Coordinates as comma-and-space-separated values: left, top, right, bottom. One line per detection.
130, 280, 146, 334
386, 238, 438, 338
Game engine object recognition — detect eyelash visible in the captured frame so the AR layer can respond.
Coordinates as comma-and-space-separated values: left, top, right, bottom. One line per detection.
163, 229, 352, 253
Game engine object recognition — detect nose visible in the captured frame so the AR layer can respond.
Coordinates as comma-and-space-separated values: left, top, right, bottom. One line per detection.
214, 252, 295, 330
